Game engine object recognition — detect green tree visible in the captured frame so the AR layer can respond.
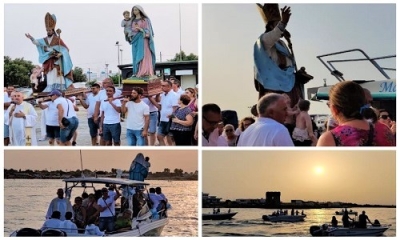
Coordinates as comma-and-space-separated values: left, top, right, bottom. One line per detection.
110, 74, 121, 86
168, 51, 198, 61
72, 67, 88, 83
4, 56, 35, 87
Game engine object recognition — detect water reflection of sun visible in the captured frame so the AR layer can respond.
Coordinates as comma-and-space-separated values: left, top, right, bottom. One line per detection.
314, 166, 324, 175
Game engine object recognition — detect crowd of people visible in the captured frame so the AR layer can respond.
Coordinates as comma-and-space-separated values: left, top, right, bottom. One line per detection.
42, 186, 168, 235
202, 82, 396, 147
3, 76, 198, 147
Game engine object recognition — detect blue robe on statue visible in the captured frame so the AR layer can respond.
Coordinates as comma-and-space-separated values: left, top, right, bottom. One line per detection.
129, 153, 150, 181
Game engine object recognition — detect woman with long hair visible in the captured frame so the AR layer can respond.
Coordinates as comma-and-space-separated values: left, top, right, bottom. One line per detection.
185, 87, 198, 145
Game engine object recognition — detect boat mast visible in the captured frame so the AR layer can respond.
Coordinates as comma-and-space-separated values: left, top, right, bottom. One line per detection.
80, 150, 85, 177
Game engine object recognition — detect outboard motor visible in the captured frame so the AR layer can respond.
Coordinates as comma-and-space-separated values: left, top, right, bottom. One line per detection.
262, 215, 269, 221
15, 228, 41, 237
310, 225, 322, 236
41, 229, 67, 237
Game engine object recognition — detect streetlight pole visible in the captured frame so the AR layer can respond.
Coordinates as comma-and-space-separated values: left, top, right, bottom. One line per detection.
115, 41, 122, 86
105, 63, 109, 78
120, 49, 123, 65
179, 4, 182, 61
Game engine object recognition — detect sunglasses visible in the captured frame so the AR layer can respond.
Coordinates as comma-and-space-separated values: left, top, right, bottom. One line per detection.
203, 116, 221, 126
380, 115, 390, 120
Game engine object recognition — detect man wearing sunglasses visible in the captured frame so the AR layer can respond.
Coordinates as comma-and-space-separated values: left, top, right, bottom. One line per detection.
202, 103, 225, 146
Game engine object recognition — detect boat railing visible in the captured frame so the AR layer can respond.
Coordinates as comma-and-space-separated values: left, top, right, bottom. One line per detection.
316, 48, 396, 82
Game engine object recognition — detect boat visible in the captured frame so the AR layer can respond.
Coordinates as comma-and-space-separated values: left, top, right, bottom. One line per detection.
202, 212, 238, 220
310, 224, 391, 236
335, 210, 358, 215
307, 48, 396, 119
262, 214, 306, 222
9, 177, 169, 237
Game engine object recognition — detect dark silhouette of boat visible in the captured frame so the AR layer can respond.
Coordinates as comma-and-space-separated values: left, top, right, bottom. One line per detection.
202, 212, 238, 220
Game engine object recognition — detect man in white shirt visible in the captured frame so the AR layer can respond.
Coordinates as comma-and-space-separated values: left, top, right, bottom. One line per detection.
60, 212, 78, 234
94, 78, 122, 146
170, 77, 185, 96
97, 187, 121, 232
99, 86, 122, 146
77, 83, 101, 146
148, 188, 164, 215
46, 188, 73, 221
156, 80, 178, 146
238, 93, 294, 146
121, 87, 150, 146
38, 93, 62, 146
41, 211, 63, 231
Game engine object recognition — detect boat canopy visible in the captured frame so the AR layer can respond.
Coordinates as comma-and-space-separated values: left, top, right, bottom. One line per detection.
63, 177, 149, 186
315, 79, 396, 100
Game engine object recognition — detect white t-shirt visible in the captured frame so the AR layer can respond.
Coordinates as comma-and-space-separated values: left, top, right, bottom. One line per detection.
60, 220, 78, 234
159, 90, 178, 122
85, 92, 100, 118
53, 97, 77, 118
149, 193, 163, 210
125, 101, 150, 130
97, 88, 122, 117
100, 99, 122, 124
41, 219, 63, 231
97, 196, 115, 217
43, 101, 59, 126
237, 117, 294, 146
142, 97, 159, 113
174, 88, 185, 97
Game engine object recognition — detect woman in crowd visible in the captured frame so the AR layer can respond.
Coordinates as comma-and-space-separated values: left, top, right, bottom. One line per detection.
317, 81, 395, 146
169, 94, 194, 146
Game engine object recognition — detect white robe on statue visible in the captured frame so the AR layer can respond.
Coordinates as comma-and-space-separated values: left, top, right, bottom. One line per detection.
8, 102, 38, 146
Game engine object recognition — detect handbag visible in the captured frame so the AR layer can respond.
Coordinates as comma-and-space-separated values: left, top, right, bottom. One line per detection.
61, 99, 71, 127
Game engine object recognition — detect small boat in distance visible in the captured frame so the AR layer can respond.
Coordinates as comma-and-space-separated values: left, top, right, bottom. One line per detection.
310, 224, 391, 236
262, 214, 306, 222
202, 209, 238, 221
335, 209, 358, 215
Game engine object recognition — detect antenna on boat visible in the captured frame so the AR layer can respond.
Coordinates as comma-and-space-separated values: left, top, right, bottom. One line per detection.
80, 150, 85, 178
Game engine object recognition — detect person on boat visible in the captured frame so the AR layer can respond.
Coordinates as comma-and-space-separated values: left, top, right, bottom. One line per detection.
295, 210, 299, 215
228, 208, 231, 213
132, 187, 146, 218
85, 217, 104, 236
85, 194, 100, 226
46, 188, 73, 221
115, 209, 133, 232
60, 211, 78, 234
217, 208, 220, 214
156, 187, 169, 217
291, 208, 294, 216
72, 196, 86, 233
148, 187, 164, 218
358, 211, 372, 228
41, 211, 63, 231
97, 187, 121, 232
331, 216, 338, 227
342, 210, 354, 228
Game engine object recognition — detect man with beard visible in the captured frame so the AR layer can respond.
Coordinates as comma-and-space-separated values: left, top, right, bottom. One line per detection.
25, 13, 74, 92
121, 87, 150, 146
46, 188, 73, 221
